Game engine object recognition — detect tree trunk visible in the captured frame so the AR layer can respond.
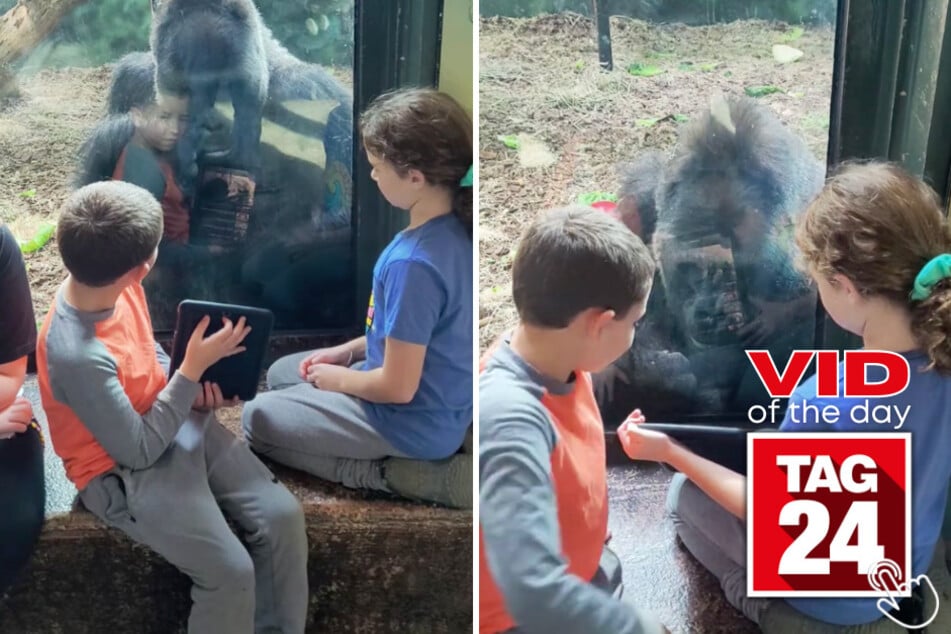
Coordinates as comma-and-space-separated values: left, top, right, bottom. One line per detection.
0, 0, 88, 98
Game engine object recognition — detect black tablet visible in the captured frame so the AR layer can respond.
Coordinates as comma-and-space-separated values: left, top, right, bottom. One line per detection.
168, 300, 274, 402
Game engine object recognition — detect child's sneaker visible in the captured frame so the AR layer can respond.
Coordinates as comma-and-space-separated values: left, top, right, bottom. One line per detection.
384, 453, 472, 509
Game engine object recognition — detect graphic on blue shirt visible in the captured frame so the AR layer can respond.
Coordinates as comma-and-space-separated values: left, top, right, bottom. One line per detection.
365, 291, 374, 333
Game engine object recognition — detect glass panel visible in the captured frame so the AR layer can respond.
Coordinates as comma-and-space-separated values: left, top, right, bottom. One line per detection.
4, 0, 355, 333
478, 1, 838, 425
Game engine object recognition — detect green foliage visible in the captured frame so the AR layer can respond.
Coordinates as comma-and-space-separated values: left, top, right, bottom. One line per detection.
577, 191, 617, 205
480, 0, 837, 26
780, 26, 806, 41
745, 85, 783, 97
52, 0, 151, 67
18, 223, 55, 254
626, 62, 665, 77
497, 134, 520, 149
29, 0, 352, 70
256, 0, 353, 67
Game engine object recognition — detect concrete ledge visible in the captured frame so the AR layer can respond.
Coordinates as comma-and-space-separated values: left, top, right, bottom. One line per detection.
1, 378, 472, 633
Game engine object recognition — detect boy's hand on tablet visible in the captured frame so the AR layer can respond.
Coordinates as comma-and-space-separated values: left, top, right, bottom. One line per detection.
0, 396, 33, 437
192, 381, 241, 411
298, 344, 352, 378
180, 315, 251, 383
618, 409, 671, 462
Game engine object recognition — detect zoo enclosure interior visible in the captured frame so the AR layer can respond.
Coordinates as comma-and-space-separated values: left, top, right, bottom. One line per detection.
3, 0, 466, 362
478, 0, 951, 457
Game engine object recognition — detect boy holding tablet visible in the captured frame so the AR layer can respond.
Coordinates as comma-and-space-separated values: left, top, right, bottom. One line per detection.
36, 181, 308, 634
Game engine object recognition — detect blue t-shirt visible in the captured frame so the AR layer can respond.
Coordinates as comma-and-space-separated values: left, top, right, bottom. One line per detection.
361, 213, 473, 459
778, 350, 951, 625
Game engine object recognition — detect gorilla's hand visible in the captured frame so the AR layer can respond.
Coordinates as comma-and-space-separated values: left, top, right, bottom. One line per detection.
739, 294, 815, 346
594, 349, 697, 405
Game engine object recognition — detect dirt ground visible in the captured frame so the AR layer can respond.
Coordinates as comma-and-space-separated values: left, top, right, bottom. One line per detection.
478, 13, 835, 352
0, 62, 352, 324
0, 66, 112, 321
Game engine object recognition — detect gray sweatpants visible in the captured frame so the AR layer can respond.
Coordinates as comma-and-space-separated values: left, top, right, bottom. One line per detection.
668, 473, 951, 633
80, 410, 308, 634
241, 351, 409, 491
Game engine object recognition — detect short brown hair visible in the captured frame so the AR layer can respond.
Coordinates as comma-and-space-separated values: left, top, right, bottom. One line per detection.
512, 206, 655, 328
360, 87, 473, 236
57, 181, 163, 287
796, 160, 951, 372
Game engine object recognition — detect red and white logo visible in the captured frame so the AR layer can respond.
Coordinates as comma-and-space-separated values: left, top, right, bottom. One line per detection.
747, 432, 911, 597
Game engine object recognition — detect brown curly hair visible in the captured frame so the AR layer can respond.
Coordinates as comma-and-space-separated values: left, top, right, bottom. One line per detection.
795, 160, 951, 372
359, 87, 472, 237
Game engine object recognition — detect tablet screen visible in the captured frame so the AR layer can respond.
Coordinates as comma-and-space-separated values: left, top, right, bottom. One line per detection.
168, 300, 274, 402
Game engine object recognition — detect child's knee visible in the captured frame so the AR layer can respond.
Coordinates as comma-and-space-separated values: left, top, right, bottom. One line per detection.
204, 543, 256, 595
261, 485, 306, 548
265, 354, 301, 390
665, 472, 690, 520
241, 396, 275, 447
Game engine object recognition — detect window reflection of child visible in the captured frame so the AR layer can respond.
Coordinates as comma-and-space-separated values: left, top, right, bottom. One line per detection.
114, 93, 250, 313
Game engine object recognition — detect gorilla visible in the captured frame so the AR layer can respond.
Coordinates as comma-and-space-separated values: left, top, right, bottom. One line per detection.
595, 95, 825, 426
137, 0, 352, 194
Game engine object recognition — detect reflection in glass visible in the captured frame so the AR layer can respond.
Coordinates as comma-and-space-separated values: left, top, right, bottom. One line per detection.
59, 1, 355, 332
477, 1, 837, 424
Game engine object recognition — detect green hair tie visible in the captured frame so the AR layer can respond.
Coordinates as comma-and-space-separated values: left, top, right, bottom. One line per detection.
459, 165, 473, 188
911, 254, 951, 300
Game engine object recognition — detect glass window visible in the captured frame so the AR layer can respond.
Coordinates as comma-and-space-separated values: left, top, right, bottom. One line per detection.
4, 0, 354, 333
478, 0, 838, 425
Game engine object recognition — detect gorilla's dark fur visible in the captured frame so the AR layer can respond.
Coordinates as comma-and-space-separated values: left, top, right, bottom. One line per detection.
595, 95, 824, 425
132, 0, 351, 193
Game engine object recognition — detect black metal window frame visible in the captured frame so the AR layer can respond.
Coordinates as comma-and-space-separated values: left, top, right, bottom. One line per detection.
350, 0, 445, 334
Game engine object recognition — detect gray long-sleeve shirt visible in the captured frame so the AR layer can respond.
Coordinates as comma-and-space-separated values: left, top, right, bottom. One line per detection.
39, 284, 200, 487
479, 342, 667, 634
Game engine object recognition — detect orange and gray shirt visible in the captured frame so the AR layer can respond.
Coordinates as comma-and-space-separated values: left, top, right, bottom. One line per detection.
36, 282, 200, 491
478, 340, 666, 634
113, 143, 190, 243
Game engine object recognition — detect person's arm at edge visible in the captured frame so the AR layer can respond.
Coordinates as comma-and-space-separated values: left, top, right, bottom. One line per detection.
619, 419, 747, 520
0, 356, 27, 412
663, 441, 747, 520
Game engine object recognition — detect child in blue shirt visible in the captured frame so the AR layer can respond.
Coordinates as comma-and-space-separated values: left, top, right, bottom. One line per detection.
621, 161, 951, 632
242, 87, 472, 508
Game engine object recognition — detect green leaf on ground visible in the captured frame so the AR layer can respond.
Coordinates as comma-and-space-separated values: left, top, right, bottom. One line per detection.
19, 189, 36, 199
635, 117, 659, 127
674, 114, 689, 122
497, 134, 520, 150
780, 26, 805, 42
627, 63, 665, 77
745, 85, 783, 98
18, 222, 55, 254
577, 191, 618, 206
